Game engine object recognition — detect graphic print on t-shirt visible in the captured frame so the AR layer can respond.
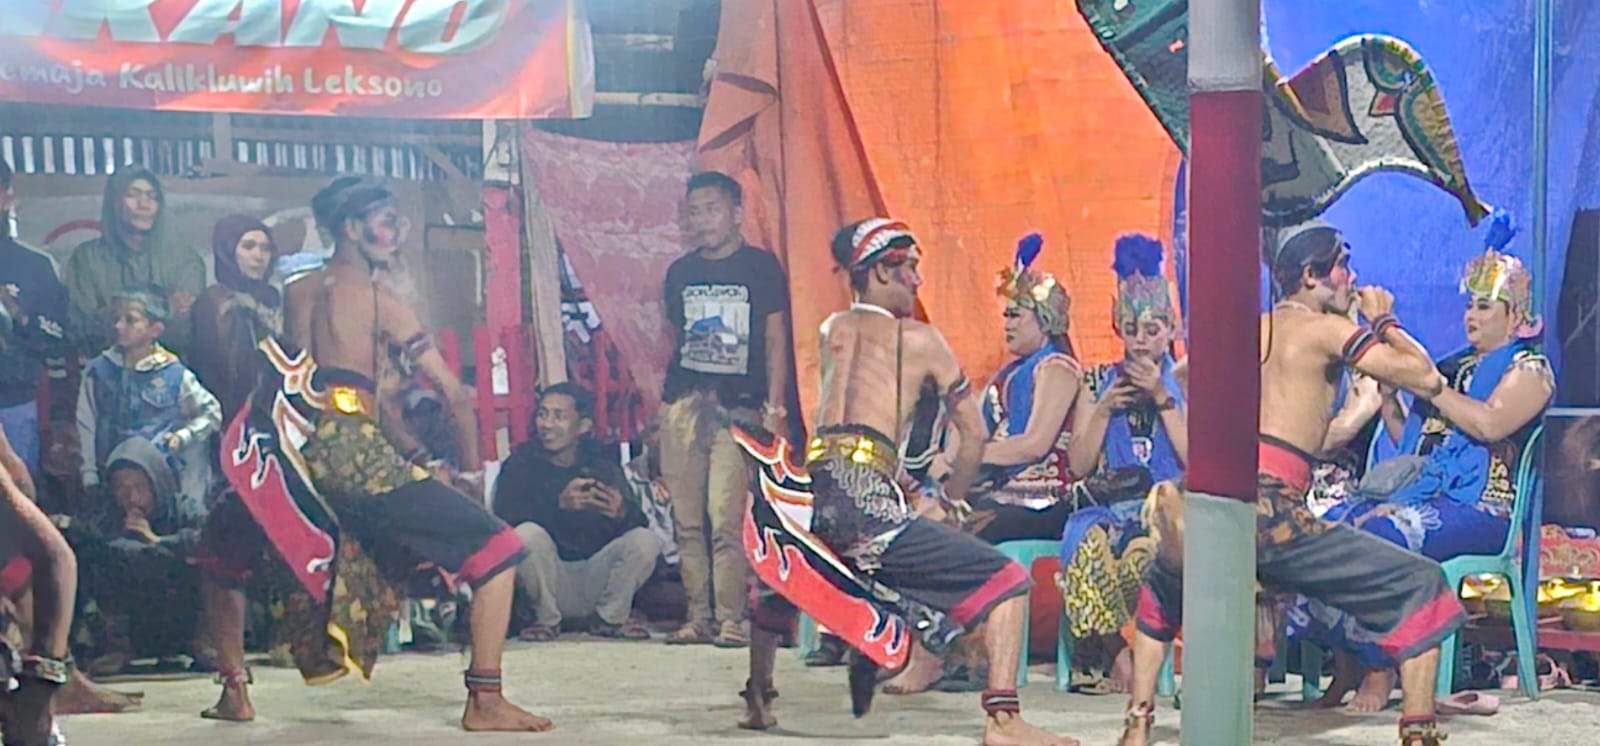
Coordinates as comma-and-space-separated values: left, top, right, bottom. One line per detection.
680, 283, 751, 376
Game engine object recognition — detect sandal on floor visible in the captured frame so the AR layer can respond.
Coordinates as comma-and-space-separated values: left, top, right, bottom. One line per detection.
591, 620, 652, 640
1076, 677, 1131, 696
517, 625, 560, 642
713, 620, 750, 648
1437, 691, 1500, 716
664, 622, 714, 645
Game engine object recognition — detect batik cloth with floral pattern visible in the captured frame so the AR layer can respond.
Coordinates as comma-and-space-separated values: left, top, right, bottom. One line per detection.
1057, 499, 1155, 638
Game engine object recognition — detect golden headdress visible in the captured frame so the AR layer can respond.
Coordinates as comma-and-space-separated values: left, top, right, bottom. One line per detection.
1462, 210, 1541, 339
997, 233, 1070, 336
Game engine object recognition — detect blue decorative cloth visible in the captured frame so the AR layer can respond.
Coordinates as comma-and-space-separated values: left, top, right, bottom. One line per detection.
1098, 356, 1185, 483
1389, 341, 1525, 507
981, 342, 1073, 488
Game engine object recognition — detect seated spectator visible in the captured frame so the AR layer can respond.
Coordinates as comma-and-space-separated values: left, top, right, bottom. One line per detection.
965, 234, 1086, 544
494, 384, 660, 641
1290, 232, 1554, 712
1058, 235, 1186, 695
71, 288, 220, 671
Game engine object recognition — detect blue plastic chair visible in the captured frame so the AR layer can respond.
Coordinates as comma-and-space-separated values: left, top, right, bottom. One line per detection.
1434, 424, 1545, 700
995, 539, 1073, 690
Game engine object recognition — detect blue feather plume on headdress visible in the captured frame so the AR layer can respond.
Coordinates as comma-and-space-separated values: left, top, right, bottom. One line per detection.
1484, 208, 1516, 251
1113, 233, 1164, 279
1015, 232, 1044, 270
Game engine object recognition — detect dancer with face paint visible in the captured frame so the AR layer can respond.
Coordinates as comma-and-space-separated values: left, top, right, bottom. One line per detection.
1118, 222, 1468, 746
200, 178, 548, 732
734, 218, 1079, 746
1291, 212, 1554, 714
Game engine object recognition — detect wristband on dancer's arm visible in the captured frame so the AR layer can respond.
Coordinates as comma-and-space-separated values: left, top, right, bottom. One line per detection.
1369, 313, 1401, 339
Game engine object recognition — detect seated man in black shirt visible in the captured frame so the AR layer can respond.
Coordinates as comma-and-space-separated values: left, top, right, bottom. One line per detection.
494, 384, 660, 641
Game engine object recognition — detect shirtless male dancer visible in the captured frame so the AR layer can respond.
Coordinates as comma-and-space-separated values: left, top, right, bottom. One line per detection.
740, 218, 1076, 746
197, 179, 465, 723
1117, 221, 1467, 746
206, 178, 548, 732
0, 427, 75, 746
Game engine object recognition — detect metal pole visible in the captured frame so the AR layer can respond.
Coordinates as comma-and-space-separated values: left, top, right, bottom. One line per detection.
1532, 0, 1552, 312
1183, 0, 1263, 744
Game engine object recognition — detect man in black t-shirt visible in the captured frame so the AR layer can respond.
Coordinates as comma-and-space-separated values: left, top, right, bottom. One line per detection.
659, 172, 791, 648
494, 384, 659, 641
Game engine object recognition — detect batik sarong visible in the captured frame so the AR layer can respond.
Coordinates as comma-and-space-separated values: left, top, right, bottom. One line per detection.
734, 423, 1032, 669
1135, 437, 1465, 664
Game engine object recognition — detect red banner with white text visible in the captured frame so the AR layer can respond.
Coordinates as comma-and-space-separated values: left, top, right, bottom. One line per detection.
0, 0, 594, 119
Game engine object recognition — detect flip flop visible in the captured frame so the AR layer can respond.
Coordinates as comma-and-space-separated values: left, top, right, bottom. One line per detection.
517, 625, 560, 642
1437, 691, 1500, 716
664, 622, 714, 645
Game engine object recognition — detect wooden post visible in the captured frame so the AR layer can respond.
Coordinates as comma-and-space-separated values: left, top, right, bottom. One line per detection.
515, 122, 570, 389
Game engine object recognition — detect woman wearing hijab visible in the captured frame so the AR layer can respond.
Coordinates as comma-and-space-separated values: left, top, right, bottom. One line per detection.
189, 216, 282, 419
187, 215, 280, 722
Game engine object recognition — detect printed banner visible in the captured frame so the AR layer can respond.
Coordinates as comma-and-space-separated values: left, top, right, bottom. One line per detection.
0, 0, 594, 119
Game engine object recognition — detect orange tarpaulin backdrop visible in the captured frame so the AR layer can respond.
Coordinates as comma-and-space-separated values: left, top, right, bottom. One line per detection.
699, 0, 1181, 424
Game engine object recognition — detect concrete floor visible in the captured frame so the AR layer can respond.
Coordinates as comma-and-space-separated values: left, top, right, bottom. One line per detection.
57, 640, 1600, 745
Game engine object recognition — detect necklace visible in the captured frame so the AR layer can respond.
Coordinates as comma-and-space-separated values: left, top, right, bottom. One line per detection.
1274, 299, 1317, 313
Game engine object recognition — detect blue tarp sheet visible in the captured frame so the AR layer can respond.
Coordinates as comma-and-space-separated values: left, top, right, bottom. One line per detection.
1177, 2, 1599, 371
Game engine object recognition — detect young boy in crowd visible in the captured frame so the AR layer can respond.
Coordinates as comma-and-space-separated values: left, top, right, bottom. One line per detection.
71, 287, 220, 671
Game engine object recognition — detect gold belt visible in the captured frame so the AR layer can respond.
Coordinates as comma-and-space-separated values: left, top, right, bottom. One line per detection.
807, 432, 898, 475
328, 385, 372, 416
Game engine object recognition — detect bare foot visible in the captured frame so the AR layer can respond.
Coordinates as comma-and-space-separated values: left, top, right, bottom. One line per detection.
881, 648, 941, 695
984, 712, 1080, 746
737, 682, 777, 731
460, 692, 554, 732
1344, 668, 1395, 714
200, 684, 255, 722
1117, 720, 1150, 746
53, 670, 143, 714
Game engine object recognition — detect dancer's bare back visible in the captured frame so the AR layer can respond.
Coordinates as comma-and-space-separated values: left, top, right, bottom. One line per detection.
814, 309, 960, 440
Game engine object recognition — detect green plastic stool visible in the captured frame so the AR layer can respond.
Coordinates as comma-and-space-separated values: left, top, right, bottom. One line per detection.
995, 539, 1071, 690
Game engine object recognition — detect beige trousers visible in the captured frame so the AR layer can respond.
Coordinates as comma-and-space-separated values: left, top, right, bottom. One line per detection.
658, 394, 752, 627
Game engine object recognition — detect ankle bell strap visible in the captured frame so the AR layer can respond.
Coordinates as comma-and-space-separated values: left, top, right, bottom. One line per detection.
1126, 701, 1155, 725
214, 667, 253, 687
981, 688, 1020, 715
19, 653, 73, 685
740, 678, 778, 704
1399, 716, 1446, 746
464, 669, 503, 694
